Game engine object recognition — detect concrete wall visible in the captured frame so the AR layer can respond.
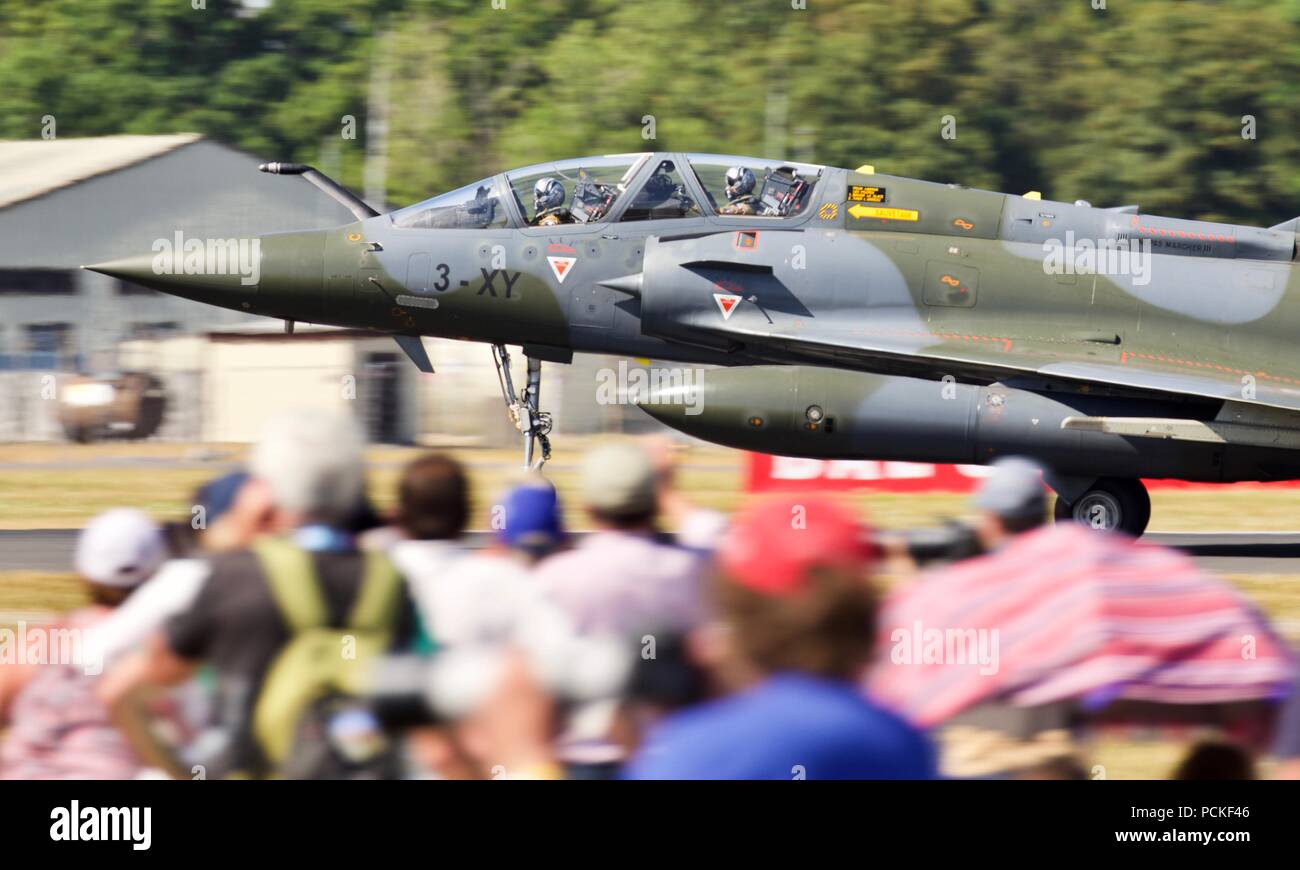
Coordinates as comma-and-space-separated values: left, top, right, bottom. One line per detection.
108, 332, 669, 446
121, 331, 421, 444
0, 372, 61, 440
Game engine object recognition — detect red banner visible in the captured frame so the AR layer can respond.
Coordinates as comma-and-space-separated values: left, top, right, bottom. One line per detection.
745, 454, 1300, 493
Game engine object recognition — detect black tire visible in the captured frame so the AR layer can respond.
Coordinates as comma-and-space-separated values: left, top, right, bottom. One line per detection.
1054, 478, 1150, 536
63, 423, 93, 444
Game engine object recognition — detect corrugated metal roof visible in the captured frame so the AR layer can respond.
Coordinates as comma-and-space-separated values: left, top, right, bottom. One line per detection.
0, 133, 203, 210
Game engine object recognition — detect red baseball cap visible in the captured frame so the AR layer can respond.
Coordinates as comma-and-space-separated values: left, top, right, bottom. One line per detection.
718, 497, 877, 596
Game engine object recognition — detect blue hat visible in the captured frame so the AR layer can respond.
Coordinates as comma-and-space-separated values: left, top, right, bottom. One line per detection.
497, 482, 564, 554
194, 471, 250, 526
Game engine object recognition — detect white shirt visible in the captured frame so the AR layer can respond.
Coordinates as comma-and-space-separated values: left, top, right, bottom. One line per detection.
389, 540, 539, 647
89, 558, 211, 665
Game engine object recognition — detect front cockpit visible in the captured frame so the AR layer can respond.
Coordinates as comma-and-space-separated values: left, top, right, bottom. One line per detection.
506, 153, 654, 225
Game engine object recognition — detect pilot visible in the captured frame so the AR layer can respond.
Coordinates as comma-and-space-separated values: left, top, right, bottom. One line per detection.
717, 166, 757, 216
531, 177, 574, 226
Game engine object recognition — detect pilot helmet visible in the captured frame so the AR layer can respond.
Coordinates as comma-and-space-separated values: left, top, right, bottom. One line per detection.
725, 166, 755, 200
534, 177, 566, 213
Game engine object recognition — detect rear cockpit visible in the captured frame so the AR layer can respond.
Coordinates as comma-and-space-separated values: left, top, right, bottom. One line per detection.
684, 154, 823, 219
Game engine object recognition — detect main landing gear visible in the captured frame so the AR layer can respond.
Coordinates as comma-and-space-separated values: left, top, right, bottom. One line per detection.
1052, 476, 1151, 537
492, 344, 552, 469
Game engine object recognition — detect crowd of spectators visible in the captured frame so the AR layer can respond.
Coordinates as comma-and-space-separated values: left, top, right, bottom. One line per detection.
0, 410, 1295, 779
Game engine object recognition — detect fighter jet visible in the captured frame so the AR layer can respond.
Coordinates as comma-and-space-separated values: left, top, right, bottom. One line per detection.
85, 151, 1300, 535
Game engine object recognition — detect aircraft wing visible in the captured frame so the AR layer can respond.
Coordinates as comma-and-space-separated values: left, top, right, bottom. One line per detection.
714, 318, 1300, 415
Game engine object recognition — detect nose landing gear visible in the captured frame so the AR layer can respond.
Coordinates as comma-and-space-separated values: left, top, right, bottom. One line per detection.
1052, 476, 1151, 537
492, 344, 552, 469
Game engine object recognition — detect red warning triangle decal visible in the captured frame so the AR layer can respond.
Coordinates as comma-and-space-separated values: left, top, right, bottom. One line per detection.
714, 293, 742, 320
547, 255, 576, 283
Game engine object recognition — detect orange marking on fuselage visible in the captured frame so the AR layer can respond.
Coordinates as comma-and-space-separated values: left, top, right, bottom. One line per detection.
1120, 350, 1300, 386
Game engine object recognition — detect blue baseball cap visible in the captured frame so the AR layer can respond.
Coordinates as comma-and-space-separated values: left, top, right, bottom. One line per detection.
497, 481, 565, 555
194, 471, 250, 526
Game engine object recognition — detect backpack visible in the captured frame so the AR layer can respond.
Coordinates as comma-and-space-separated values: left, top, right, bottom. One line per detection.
248, 537, 404, 779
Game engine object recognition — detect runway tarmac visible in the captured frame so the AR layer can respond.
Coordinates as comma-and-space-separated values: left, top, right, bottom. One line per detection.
3, 529, 1300, 574
1144, 532, 1300, 575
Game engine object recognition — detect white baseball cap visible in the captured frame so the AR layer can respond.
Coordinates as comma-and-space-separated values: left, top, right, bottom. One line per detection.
75, 508, 167, 588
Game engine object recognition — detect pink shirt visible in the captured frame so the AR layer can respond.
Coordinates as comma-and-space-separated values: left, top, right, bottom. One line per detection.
533, 530, 707, 636
1, 608, 142, 780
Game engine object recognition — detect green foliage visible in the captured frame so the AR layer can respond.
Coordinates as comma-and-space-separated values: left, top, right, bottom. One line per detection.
2, 0, 1299, 224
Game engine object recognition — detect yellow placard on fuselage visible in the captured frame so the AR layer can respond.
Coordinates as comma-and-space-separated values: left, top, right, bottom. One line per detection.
848, 185, 887, 203
847, 204, 920, 222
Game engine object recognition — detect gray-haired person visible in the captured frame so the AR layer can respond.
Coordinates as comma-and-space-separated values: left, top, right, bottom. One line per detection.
100, 410, 417, 779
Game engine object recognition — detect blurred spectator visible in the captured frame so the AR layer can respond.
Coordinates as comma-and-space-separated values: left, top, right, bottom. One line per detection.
608, 629, 713, 764
1174, 738, 1256, 780
387, 454, 472, 648
98, 410, 417, 779
1014, 756, 1089, 780
876, 457, 1048, 574
0, 510, 166, 779
529, 440, 709, 776
625, 497, 936, 779
392, 471, 560, 650
404, 651, 564, 780
494, 474, 566, 564
535, 440, 706, 636
970, 456, 1048, 551
868, 459, 1292, 778
396, 453, 470, 541
1272, 670, 1300, 779
157, 470, 252, 557
89, 471, 264, 668
643, 434, 728, 550
380, 465, 627, 780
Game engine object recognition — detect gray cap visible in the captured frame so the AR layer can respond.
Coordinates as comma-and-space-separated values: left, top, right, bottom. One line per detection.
580, 440, 657, 518
972, 457, 1048, 520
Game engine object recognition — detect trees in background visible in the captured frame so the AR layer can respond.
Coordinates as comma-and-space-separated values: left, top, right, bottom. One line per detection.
2, 0, 1298, 224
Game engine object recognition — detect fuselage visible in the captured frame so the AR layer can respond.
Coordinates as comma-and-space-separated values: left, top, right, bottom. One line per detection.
87, 151, 1300, 485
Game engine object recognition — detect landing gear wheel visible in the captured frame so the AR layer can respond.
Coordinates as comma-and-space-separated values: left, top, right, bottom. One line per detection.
491, 344, 553, 469
1054, 477, 1150, 536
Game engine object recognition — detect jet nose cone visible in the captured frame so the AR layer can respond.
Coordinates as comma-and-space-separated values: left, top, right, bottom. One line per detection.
82, 255, 158, 284
80, 254, 146, 278
83, 239, 263, 304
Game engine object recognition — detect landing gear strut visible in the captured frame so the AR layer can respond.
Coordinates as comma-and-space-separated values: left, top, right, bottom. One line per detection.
1053, 477, 1151, 536
492, 344, 552, 469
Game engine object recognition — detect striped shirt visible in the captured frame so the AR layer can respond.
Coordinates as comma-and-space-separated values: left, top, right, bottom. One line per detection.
1, 608, 142, 780
867, 523, 1294, 727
